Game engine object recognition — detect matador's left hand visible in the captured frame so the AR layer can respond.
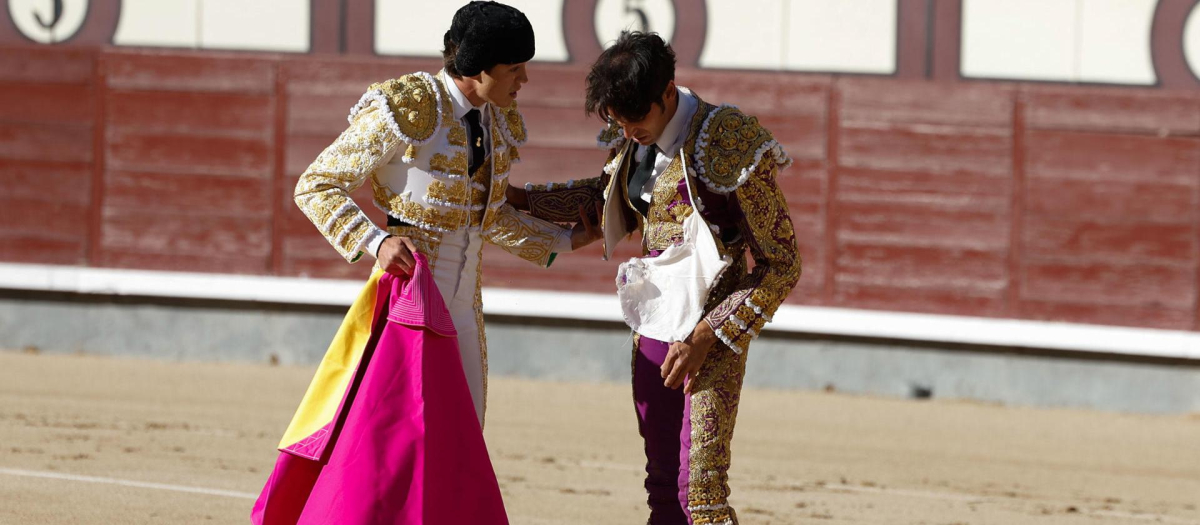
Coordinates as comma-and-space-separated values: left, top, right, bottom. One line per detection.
662, 320, 719, 394
505, 185, 529, 210
570, 202, 604, 250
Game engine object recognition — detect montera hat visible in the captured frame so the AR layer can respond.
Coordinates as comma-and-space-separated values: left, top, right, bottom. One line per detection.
445, 1, 535, 76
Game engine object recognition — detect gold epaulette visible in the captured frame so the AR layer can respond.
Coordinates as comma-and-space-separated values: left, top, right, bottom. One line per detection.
691, 105, 791, 194
596, 120, 625, 150
348, 71, 444, 146
493, 101, 528, 148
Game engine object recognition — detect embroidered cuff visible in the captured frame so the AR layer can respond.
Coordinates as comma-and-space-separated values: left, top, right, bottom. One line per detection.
524, 180, 604, 223
350, 222, 389, 263
706, 295, 774, 354
552, 227, 573, 254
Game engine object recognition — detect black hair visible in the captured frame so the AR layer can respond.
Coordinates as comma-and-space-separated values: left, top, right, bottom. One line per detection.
584, 31, 676, 122
442, 40, 463, 78
442, 1, 535, 78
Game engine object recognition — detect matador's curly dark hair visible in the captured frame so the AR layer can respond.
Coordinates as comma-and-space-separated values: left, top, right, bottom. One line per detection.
585, 31, 677, 122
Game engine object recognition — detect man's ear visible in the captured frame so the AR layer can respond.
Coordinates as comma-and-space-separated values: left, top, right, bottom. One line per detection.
654, 81, 677, 111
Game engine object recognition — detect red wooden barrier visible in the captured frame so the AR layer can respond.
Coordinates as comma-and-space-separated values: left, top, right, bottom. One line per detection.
2, 46, 1198, 332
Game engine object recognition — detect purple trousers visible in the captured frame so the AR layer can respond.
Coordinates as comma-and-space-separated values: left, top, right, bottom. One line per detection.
633, 337, 692, 524
633, 335, 747, 525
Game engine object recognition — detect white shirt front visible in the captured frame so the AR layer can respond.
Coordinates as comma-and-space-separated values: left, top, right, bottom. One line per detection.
443, 70, 492, 169
631, 87, 698, 205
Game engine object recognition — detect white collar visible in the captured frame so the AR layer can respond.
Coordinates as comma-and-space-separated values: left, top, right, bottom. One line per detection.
442, 70, 485, 120
654, 87, 697, 158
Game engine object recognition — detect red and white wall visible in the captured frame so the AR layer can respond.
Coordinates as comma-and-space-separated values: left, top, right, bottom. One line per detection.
9, 0, 1200, 85
4, 0, 1200, 352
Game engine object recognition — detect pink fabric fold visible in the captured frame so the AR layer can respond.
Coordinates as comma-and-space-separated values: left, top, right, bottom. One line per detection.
252, 253, 508, 524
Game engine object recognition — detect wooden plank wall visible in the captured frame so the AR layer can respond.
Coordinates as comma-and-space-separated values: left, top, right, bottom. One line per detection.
2, 46, 1197, 331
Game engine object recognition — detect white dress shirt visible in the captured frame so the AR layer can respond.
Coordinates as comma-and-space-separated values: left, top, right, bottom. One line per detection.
631, 87, 698, 205
443, 69, 492, 165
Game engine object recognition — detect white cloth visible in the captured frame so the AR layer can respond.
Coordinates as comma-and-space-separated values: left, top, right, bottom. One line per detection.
615, 150, 729, 342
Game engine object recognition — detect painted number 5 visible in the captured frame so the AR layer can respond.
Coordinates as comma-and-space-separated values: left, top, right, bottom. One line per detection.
595, 0, 676, 46
7, 0, 89, 43
625, 0, 650, 33
35, 0, 64, 29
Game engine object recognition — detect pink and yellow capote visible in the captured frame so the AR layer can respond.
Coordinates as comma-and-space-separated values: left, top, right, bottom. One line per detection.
251, 253, 508, 524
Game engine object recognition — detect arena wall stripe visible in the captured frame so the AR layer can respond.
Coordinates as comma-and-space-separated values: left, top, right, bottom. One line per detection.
3, 262, 1197, 360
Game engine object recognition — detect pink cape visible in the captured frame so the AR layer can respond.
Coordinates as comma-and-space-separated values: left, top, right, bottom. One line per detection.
251, 254, 508, 524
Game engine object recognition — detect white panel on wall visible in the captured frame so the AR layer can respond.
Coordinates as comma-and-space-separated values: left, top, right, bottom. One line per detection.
1078, 0, 1156, 85
961, 0, 1077, 81
113, 0, 200, 48
200, 0, 310, 52
8, 0, 89, 44
784, 0, 897, 74
375, 0, 567, 62
698, 0, 785, 70
375, 1, 455, 57
1185, 3, 1200, 82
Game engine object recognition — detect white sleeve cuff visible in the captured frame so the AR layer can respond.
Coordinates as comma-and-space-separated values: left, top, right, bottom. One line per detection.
364, 229, 390, 258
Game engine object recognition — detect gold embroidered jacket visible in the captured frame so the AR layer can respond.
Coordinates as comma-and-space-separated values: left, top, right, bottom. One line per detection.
294, 71, 569, 268
524, 95, 801, 353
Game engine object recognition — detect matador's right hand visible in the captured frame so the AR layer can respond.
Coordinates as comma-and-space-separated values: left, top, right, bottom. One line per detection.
378, 236, 418, 275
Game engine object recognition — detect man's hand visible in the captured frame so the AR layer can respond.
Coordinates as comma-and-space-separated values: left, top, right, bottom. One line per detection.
570, 202, 604, 250
661, 320, 719, 394
377, 236, 418, 275
506, 185, 529, 210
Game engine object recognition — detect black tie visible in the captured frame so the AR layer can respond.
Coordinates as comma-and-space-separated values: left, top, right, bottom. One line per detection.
464, 108, 486, 175
627, 144, 657, 216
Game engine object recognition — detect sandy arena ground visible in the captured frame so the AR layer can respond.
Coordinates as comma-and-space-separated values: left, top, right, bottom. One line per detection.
0, 351, 1197, 524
